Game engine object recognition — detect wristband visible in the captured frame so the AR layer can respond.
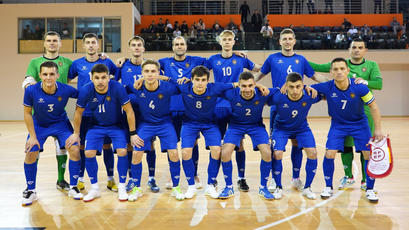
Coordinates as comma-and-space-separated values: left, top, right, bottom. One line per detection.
129, 130, 137, 136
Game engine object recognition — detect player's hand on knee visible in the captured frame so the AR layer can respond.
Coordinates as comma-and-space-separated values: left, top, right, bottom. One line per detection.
305, 85, 318, 98
131, 134, 144, 148
66, 134, 80, 149
25, 137, 40, 153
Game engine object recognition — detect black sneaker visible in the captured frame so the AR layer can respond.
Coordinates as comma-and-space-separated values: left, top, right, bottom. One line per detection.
237, 179, 249, 192
22, 189, 37, 206
56, 179, 70, 191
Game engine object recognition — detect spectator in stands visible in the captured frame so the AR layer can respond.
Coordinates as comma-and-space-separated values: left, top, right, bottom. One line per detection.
174, 21, 180, 31
260, 20, 274, 50
180, 20, 189, 35
22, 25, 33, 40
212, 24, 224, 37
325, 0, 333, 13
335, 31, 346, 48
374, 0, 382, 13
347, 25, 358, 36
361, 24, 370, 37
148, 20, 157, 33
212, 20, 221, 30
342, 18, 352, 30
322, 30, 333, 49
61, 23, 70, 39
226, 18, 239, 34
189, 24, 197, 41
173, 27, 182, 38
390, 17, 402, 35
157, 18, 165, 33
240, 1, 251, 23
33, 25, 44, 40
307, 0, 315, 14
251, 9, 263, 32
196, 19, 206, 39
166, 19, 173, 31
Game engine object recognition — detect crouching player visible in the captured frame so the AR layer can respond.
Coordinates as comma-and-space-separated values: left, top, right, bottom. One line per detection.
311, 58, 384, 203
219, 72, 274, 200
66, 64, 141, 202
22, 61, 82, 206
270, 72, 320, 200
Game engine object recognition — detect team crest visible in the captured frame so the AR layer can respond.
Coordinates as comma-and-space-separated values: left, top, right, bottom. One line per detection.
158, 94, 164, 99
232, 59, 237, 65
185, 63, 190, 68
362, 67, 367, 72
350, 93, 355, 98
106, 96, 111, 101
206, 96, 211, 100
302, 102, 307, 107
254, 100, 260, 105
58, 96, 62, 102
295, 59, 299, 64
58, 61, 63, 67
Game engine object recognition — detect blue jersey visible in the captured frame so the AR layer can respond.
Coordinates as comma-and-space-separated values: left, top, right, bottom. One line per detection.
23, 82, 78, 126
311, 79, 375, 125
205, 54, 255, 107
222, 87, 274, 125
77, 80, 130, 126
260, 52, 314, 88
68, 57, 117, 89
128, 80, 179, 123
159, 55, 206, 111
115, 59, 142, 88
269, 89, 321, 130
178, 82, 234, 123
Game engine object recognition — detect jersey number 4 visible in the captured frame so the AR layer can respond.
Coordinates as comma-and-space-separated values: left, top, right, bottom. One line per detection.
149, 100, 155, 109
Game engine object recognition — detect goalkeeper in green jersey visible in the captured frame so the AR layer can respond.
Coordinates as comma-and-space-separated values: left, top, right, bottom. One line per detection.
309, 38, 382, 191
22, 31, 73, 191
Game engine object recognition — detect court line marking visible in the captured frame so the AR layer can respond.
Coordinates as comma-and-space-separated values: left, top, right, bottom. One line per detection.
254, 190, 345, 230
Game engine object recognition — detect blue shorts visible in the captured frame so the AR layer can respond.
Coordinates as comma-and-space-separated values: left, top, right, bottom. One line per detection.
326, 122, 371, 152
214, 107, 232, 137
29, 119, 74, 152
85, 125, 127, 152
272, 127, 316, 151
134, 122, 178, 152
181, 122, 221, 148
223, 123, 270, 150
171, 111, 184, 141
80, 116, 111, 146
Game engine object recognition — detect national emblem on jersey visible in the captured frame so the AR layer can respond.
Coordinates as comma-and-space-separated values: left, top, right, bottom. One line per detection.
158, 94, 164, 99
350, 93, 355, 98
232, 59, 237, 65
185, 63, 190, 68
302, 102, 307, 107
206, 96, 211, 100
254, 100, 260, 105
295, 59, 299, 64
106, 96, 111, 101
362, 67, 367, 72
58, 96, 62, 102
58, 62, 63, 67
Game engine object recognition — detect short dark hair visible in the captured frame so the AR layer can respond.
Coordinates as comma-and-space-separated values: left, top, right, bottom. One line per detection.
239, 71, 255, 81
141, 59, 160, 70
280, 28, 296, 39
40, 61, 59, 73
82, 33, 98, 42
128, 35, 145, 46
91, 64, 109, 75
191, 66, 210, 80
43, 31, 61, 40
350, 38, 367, 48
331, 57, 348, 68
286, 72, 302, 83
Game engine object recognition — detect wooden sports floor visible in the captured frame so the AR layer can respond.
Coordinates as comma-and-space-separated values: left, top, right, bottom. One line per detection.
0, 117, 408, 230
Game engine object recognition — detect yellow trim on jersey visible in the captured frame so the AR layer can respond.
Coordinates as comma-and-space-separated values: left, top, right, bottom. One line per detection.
361, 91, 374, 104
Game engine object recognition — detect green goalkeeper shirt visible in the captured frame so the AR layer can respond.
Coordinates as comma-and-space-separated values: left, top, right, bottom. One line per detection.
309, 58, 383, 91
26, 56, 72, 83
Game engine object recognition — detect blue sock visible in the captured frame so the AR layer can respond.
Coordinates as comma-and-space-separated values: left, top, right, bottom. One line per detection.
192, 145, 199, 177
273, 159, 283, 188
127, 151, 133, 178
365, 160, 375, 190
236, 150, 246, 178
146, 150, 156, 177
207, 155, 220, 185
24, 162, 37, 190
79, 149, 85, 177
323, 157, 334, 188
103, 148, 114, 177
85, 157, 98, 184
169, 160, 181, 187
68, 159, 81, 186
222, 161, 233, 187
291, 146, 303, 179
182, 159, 195, 185
304, 158, 317, 189
117, 155, 128, 183
271, 148, 276, 180
260, 160, 271, 188
131, 162, 142, 187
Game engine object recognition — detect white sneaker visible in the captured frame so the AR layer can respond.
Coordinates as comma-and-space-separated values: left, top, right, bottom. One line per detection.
302, 187, 317, 200
128, 187, 143, 202
83, 188, 101, 202
22, 189, 37, 206
118, 184, 128, 201
366, 189, 379, 203
165, 179, 173, 190
195, 176, 202, 189
205, 184, 219, 199
185, 185, 197, 199
292, 178, 303, 191
171, 186, 185, 200
273, 187, 283, 199
320, 187, 333, 199
68, 187, 83, 200
268, 178, 276, 193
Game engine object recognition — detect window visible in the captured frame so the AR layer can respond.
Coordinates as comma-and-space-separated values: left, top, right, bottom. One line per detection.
104, 18, 121, 52
48, 18, 74, 39
19, 18, 45, 40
